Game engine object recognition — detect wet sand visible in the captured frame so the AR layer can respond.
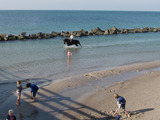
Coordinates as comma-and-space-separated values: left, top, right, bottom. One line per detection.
1, 61, 160, 120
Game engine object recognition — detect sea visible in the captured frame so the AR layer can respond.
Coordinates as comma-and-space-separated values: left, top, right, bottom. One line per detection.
0, 10, 160, 104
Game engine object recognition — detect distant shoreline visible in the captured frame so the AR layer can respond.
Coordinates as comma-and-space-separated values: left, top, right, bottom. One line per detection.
0, 10, 159, 12
0, 26, 160, 41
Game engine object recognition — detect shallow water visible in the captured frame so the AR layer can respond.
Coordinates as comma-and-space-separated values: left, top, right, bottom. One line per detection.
1, 32, 160, 84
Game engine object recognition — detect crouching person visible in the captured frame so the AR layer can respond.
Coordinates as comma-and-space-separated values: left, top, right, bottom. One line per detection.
26, 83, 39, 102
113, 94, 130, 118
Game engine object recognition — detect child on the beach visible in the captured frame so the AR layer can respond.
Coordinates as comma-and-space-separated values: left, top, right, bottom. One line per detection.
26, 83, 39, 102
16, 80, 23, 105
113, 94, 130, 118
67, 50, 72, 58
6, 109, 16, 120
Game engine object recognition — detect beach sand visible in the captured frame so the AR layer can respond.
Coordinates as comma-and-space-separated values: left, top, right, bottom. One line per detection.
1, 61, 160, 120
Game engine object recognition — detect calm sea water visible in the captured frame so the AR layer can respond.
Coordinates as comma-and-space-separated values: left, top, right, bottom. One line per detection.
0, 10, 160, 103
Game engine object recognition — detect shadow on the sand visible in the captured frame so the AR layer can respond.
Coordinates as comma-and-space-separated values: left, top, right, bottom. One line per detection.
111, 108, 155, 120
130, 108, 154, 115
18, 87, 114, 120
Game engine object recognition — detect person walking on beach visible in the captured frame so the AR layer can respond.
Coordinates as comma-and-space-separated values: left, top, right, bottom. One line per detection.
69, 33, 73, 43
67, 50, 72, 59
16, 80, 23, 105
26, 83, 39, 102
6, 109, 16, 120
113, 94, 130, 118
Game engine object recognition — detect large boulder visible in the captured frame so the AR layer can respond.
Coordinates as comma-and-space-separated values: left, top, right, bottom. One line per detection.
90, 28, 98, 34
153, 29, 158, 32
156, 27, 160, 31
1, 34, 7, 41
109, 26, 118, 34
134, 28, 143, 33
88, 32, 93, 36
63, 34, 71, 37
29, 34, 37, 39
64, 31, 70, 34
36, 32, 44, 39
72, 31, 78, 36
142, 27, 149, 32
21, 32, 26, 36
79, 29, 88, 36
60, 31, 65, 36
61, 31, 70, 37
104, 29, 109, 35
51, 31, 59, 37
95, 30, 104, 35
44, 34, 51, 39
8, 34, 15, 37
8, 34, 17, 40
73, 31, 83, 37
25, 35, 31, 39
56, 32, 61, 36
75, 32, 82, 37
8, 36, 17, 40
90, 27, 104, 35
148, 27, 158, 32
118, 29, 128, 34
16, 35, 26, 40
128, 29, 135, 33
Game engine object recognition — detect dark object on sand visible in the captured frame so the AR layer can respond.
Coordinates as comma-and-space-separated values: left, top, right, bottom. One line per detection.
117, 115, 121, 120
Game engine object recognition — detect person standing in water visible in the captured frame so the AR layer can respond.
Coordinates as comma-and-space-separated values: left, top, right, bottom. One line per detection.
16, 80, 23, 105
69, 33, 73, 43
67, 50, 72, 59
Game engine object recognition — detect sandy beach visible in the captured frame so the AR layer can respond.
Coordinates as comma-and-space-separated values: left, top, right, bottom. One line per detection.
1, 61, 160, 120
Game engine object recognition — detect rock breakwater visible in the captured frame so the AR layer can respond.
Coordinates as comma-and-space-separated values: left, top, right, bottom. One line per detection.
1, 26, 160, 41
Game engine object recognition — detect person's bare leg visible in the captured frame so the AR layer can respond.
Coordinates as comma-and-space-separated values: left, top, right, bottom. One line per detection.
113, 109, 119, 116
16, 94, 20, 105
16, 98, 19, 105
124, 110, 130, 117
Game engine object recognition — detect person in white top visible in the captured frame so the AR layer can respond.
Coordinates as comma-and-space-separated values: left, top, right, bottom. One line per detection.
70, 33, 73, 43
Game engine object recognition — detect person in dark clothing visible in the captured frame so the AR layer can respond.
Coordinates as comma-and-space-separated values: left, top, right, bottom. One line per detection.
26, 83, 39, 102
6, 109, 16, 120
113, 94, 130, 118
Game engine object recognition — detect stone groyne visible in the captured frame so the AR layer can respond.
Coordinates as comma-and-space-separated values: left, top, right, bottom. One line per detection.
0, 26, 160, 41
